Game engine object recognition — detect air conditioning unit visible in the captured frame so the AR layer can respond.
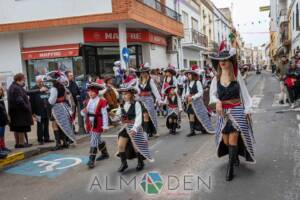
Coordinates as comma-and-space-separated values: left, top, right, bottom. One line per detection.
167, 36, 178, 54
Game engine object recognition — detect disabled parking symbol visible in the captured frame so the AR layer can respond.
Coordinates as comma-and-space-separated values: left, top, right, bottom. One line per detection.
5, 154, 88, 178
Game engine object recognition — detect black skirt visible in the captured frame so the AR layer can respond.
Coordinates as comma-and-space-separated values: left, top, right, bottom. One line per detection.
10, 125, 31, 133
222, 120, 238, 134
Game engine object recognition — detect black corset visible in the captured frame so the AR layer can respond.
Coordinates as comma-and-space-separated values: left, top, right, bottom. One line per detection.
217, 81, 240, 101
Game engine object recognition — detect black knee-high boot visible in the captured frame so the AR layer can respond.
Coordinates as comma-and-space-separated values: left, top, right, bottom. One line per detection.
96, 141, 110, 161
52, 130, 62, 151
144, 122, 152, 138
87, 147, 97, 169
61, 132, 69, 149
226, 145, 238, 181
136, 153, 145, 171
187, 121, 196, 137
118, 152, 128, 172
172, 120, 177, 135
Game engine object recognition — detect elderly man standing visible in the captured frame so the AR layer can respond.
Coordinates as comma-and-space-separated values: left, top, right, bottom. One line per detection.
30, 76, 53, 145
113, 61, 124, 87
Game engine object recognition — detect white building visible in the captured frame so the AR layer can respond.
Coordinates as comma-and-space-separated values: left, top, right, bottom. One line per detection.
212, 4, 231, 46
290, 0, 300, 55
180, 0, 208, 68
0, 0, 183, 88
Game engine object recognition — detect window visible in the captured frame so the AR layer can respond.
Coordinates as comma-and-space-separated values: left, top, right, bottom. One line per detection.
182, 11, 189, 29
27, 57, 83, 88
183, 59, 188, 68
293, 11, 295, 30
297, 4, 300, 28
192, 17, 199, 31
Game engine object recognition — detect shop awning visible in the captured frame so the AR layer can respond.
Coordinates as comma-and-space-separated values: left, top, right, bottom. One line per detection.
22, 44, 80, 60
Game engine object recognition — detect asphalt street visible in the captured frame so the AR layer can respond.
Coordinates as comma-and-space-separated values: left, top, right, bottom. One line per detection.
1, 71, 300, 200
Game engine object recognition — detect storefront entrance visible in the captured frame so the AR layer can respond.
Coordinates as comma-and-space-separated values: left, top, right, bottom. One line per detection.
83, 45, 143, 77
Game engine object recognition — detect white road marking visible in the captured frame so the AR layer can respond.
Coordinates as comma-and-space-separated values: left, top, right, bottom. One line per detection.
101, 135, 118, 138
297, 114, 300, 121
252, 95, 263, 108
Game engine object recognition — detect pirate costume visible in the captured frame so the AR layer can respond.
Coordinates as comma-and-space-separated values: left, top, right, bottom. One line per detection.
209, 45, 255, 181
184, 66, 215, 137
116, 86, 154, 173
81, 79, 110, 169
136, 63, 162, 137
163, 84, 183, 135
47, 71, 76, 150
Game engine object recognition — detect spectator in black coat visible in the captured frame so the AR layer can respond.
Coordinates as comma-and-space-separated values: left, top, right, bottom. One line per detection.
65, 71, 80, 133
0, 86, 10, 153
7, 73, 47, 148
8, 73, 33, 148
30, 76, 53, 145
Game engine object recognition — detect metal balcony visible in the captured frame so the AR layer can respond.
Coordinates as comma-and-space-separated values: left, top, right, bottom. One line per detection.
136, 0, 181, 22
182, 28, 208, 49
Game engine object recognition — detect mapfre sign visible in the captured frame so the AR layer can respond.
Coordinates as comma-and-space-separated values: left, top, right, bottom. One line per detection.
84, 29, 167, 46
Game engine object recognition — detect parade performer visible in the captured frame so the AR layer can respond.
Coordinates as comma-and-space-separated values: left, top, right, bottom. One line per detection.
209, 44, 255, 181
161, 65, 178, 94
136, 63, 162, 138
81, 79, 110, 169
115, 85, 154, 172
184, 66, 215, 137
103, 76, 119, 113
163, 84, 183, 135
47, 71, 76, 150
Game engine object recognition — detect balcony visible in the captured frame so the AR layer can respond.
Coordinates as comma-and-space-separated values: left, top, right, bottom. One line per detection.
136, 0, 181, 22
278, 9, 288, 25
208, 40, 219, 52
182, 28, 208, 49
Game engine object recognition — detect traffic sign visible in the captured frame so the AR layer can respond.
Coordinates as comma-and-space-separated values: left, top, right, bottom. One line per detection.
122, 47, 130, 64
5, 154, 88, 178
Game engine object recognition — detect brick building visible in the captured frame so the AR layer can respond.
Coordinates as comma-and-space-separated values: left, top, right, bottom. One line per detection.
0, 0, 183, 88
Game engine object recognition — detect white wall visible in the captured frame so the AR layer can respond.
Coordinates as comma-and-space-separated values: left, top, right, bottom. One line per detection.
213, 7, 230, 44
22, 27, 84, 47
182, 48, 200, 67
142, 44, 177, 68
0, 0, 112, 24
0, 33, 23, 74
291, 0, 300, 54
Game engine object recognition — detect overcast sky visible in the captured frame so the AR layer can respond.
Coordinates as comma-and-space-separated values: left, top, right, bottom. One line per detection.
211, 0, 270, 47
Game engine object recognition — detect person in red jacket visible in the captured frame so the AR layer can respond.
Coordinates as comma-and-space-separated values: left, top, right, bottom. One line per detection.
81, 79, 110, 169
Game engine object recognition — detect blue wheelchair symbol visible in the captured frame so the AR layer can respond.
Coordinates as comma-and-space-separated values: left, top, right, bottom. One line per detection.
5, 154, 88, 178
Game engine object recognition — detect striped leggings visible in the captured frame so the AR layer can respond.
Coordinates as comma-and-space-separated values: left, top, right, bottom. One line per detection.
89, 131, 103, 148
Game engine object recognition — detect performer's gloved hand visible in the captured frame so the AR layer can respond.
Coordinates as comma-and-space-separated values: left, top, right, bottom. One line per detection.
216, 101, 223, 117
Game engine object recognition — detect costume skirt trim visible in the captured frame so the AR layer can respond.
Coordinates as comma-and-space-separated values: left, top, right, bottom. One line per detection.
116, 124, 154, 162
166, 107, 179, 129
215, 105, 256, 163
191, 98, 215, 134
52, 103, 76, 144
139, 96, 158, 131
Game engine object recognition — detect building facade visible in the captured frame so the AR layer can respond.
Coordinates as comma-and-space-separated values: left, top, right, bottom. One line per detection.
180, 0, 208, 68
0, 0, 183, 88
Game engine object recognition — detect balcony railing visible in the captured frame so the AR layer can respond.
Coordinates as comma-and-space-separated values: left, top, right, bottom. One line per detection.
137, 0, 181, 22
182, 28, 208, 47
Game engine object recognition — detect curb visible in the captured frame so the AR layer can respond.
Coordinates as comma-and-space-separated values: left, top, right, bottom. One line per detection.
0, 125, 120, 170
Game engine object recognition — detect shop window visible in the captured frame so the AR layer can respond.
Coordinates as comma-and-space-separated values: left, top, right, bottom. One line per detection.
27, 57, 83, 88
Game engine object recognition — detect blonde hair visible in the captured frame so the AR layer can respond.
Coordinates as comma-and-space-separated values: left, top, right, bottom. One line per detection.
217, 60, 236, 82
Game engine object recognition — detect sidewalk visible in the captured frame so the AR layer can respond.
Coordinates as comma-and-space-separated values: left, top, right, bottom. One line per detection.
0, 121, 120, 170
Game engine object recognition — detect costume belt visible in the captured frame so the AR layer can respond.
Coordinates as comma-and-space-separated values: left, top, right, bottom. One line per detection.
87, 113, 102, 128
122, 118, 135, 124
168, 104, 178, 109
139, 91, 151, 97
221, 98, 241, 109
56, 97, 65, 103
